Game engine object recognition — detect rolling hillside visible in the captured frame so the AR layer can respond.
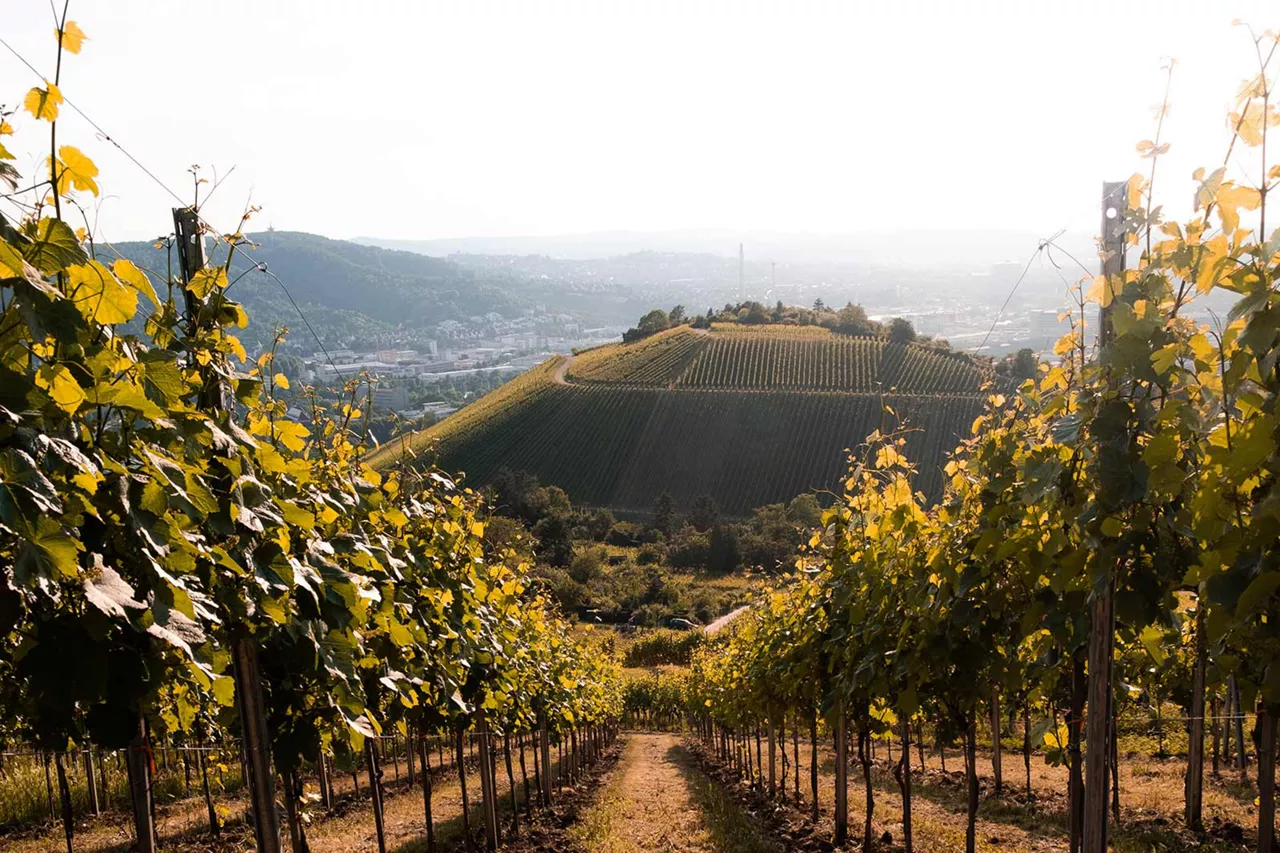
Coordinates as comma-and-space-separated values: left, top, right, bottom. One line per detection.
367, 324, 994, 515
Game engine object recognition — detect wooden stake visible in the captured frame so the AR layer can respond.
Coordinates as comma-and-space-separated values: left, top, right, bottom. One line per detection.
83, 747, 99, 816
365, 740, 386, 853
55, 753, 73, 853
767, 717, 777, 798
419, 733, 436, 853
199, 744, 219, 836
834, 709, 848, 844
456, 725, 473, 852
126, 714, 156, 853
1258, 704, 1276, 853
990, 688, 1003, 796
902, 717, 915, 852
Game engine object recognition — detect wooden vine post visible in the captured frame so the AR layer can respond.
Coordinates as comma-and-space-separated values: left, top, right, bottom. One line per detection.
1083, 181, 1126, 853
1259, 704, 1277, 853
83, 748, 99, 815
1184, 607, 1207, 830
476, 712, 500, 851
989, 688, 1003, 795
367, 739, 389, 853
539, 715, 552, 808
767, 716, 777, 797
125, 714, 157, 853
175, 206, 282, 853
834, 708, 848, 844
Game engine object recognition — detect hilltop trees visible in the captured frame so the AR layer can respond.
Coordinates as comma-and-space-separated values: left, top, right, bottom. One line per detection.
623, 308, 672, 342
888, 316, 917, 343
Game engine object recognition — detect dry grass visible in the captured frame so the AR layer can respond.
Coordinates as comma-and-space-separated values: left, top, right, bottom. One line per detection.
713, 732, 1259, 852
1, 737, 562, 853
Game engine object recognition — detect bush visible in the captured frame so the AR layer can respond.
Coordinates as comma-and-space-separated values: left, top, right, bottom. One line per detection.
667, 526, 710, 569
569, 547, 605, 584
636, 543, 665, 565
623, 629, 705, 667
606, 521, 643, 547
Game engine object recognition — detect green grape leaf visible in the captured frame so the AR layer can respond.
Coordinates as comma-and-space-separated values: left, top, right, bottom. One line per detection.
24, 217, 86, 275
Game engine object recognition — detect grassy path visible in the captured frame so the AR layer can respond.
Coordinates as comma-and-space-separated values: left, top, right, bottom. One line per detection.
571, 733, 779, 853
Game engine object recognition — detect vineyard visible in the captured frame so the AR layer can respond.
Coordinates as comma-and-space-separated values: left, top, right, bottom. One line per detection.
377, 326, 992, 515
0, 20, 622, 853
677, 38, 1280, 853
8, 9, 1280, 853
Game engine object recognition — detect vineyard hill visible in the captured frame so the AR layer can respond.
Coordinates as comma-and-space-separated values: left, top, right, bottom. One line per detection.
368, 324, 993, 515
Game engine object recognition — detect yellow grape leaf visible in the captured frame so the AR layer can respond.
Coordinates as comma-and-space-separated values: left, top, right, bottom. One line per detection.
1217, 183, 1260, 234
0, 119, 13, 135
1125, 173, 1144, 210
1233, 101, 1267, 147
1195, 234, 1229, 294
24, 83, 62, 122
187, 266, 227, 299
1151, 344, 1179, 375
1052, 332, 1078, 358
67, 261, 137, 324
1086, 274, 1118, 308
112, 258, 159, 306
56, 21, 87, 54
36, 363, 86, 414
225, 333, 247, 363
1195, 167, 1226, 212
1189, 333, 1217, 365
274, 372, 290, 390
274, 420, 310, 452
55, 145, 99, 196
1100, 516, 1125, 538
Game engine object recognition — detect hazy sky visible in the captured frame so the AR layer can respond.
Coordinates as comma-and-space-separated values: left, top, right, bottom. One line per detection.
2, 1, 1277, 244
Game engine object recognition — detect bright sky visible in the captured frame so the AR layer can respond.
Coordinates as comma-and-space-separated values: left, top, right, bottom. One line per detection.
2, 1, 1277, 244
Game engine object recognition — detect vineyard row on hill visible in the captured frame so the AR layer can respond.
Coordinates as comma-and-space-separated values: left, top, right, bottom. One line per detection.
565, 326, 989, 394
424, 383, 984, 514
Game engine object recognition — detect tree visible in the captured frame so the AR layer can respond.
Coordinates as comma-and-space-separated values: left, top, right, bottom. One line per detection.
533, 515, 575, 567
1011, 348, 1038, 381
489, 468, 542, 523
688, 495, 720, 533
669, 305, 686, 324
813, 298, 826, 311
888, 317, 917, 343
786, 494, 822, 528
623, 308, 670, 342
708, 525, 743, 574
532, 485, 572, 519
651, 492, 677, 538
834, 303, 873, 336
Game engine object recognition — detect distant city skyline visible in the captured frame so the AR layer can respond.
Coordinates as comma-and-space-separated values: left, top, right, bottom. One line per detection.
3, 1, 1276, 244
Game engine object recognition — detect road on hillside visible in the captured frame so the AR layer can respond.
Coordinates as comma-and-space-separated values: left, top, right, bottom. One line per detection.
704, 606, 747, 636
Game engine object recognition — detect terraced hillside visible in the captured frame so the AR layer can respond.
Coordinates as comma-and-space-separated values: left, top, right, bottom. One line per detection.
367, 325, 994, 515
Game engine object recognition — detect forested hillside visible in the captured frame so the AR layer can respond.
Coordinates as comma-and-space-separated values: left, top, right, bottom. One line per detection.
110, 231, 526, 350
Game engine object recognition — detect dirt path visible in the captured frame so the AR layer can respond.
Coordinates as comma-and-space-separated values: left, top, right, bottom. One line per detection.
703, 606, 747, 636
552, 353, 574, 384
572, 733, 779, 853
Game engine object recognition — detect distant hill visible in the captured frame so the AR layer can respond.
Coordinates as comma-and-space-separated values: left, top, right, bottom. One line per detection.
109, 230, 525, 351
355, 228, 1095, 267
368, 324, 994, 515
